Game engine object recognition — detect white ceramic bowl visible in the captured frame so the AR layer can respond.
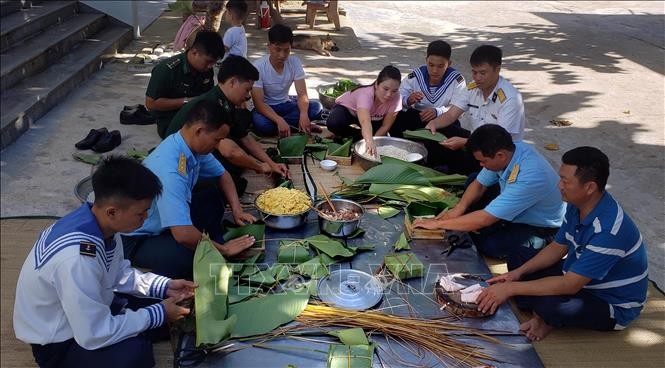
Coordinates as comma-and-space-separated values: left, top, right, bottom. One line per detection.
320, 159, 338, 171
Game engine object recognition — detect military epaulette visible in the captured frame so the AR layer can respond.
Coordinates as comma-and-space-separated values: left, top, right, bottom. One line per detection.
456, 74, 465, 84
166, 57, 182, 70
178, 153, 187, 176
496, 88, 506, 103
407, 72, 415, 79
507, 163, 520, 184
467, 81, 477, 90
80, 241, 97, 257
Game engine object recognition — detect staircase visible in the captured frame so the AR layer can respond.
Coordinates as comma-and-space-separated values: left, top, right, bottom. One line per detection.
0, 0, 133, 149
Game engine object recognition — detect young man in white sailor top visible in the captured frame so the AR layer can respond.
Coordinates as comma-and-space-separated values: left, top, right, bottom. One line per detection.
476, 147, 648, 342
389, 40, 466, 139
13, 156, 195, 368
423, 44, 527, 175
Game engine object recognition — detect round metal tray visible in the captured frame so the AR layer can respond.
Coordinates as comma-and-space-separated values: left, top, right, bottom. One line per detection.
353, 136, 428, 170
317, 269, 384, 311
75, 175, 94, 203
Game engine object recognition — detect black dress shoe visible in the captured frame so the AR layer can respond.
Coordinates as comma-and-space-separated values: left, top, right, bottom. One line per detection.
120, 106, 156, 125
75, 128, 108, 150
92, 130, 122, 153
123, 104, 141, 111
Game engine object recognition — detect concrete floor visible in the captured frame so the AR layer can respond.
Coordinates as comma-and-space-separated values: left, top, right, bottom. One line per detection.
0, 1, 663, 287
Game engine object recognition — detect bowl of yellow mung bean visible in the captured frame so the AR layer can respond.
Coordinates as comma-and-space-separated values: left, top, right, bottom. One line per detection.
255, 187, 312, 229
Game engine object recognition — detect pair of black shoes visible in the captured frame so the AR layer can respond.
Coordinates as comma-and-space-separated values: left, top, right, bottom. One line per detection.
120, 104, 156, 125
75, 128, 122, 153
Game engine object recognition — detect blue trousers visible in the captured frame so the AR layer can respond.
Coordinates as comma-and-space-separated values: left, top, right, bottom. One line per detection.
514, 262, 616, 330
252, 96, 323, 136
122, 185, 225, 280
30, 295, 162, 368
472, 221, 559, 271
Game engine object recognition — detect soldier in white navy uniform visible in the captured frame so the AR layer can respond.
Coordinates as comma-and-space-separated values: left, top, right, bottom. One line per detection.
13, 157, 195, 368
423, 45, 527, 175
389, 40, 467, 138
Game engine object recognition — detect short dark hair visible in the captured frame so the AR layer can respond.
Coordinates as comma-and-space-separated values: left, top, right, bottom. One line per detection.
184, 99, 232, 131
562, 146, 610, 191
470, 45, 502, 67
466, 124, 515, 158
268, 24, 293, 44
191, 30, 225, 60
225, 0, 248, 18
427, 40, 452, 59
217, 55, 259, 83
92, 156, 162, 205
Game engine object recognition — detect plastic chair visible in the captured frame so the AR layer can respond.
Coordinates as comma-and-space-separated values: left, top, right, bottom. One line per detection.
305, 0, 340, 30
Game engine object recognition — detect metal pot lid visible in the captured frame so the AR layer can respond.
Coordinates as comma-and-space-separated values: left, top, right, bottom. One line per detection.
317, 269, 384, 311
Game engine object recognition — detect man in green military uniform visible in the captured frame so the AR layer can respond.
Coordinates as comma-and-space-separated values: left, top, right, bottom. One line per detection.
145, 30, 224, 138
166, 55, 289, 193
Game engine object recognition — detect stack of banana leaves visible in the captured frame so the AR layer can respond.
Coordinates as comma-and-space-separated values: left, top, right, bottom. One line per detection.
332, 156, 467, 213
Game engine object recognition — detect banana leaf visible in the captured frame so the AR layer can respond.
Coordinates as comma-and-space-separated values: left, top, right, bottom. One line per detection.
328, 138, 352, 157
72, 152, 102, 165
239, 268, 277, 286
355, 164, 431, 186
377, 205, 400, 219
347, 244, 375, 252
369, 184, 459, 205
126, 149, 149, 161
345, 228, 365, 239
393, 232, 410, 250
328, 328, 369, 346
327, 344, 374, 368
334, 172, 354, 187
403, 129, 447, 142
230, 252, 263, 274
222, 222, 265, 247
278, 240, 311, 264
228, 290, 310, 338
278, 134, 308, 157
296, 254, 337, 278
269, 264, 292, 281
384, 252, 424, 280
380, 156, 467, 184
306, 235, 355, 258
228, 285, 261, 304
193, 234, 237, 346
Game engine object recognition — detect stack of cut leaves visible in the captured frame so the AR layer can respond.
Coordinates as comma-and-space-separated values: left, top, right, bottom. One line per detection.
333, 156, 466, 214
306, 137, 353, 161
255, 304, 498, 368
192, 233, 375, 347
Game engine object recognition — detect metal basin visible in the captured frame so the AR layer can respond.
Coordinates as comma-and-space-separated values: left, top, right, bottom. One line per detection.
316, 198, 364, 237
255, 196, 311, 230
75, 175, 93, 203
316, 83, 338, 110
353, 136, 428, 170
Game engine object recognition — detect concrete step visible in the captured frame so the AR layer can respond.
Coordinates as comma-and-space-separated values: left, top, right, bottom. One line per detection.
0, 12, 106, 92
0, 25, 132, 149
0, 1, 22, 17
1, 1, 78, 53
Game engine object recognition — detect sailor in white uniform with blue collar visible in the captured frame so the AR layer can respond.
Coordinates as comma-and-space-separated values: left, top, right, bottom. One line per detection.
13, 156, 194, 368
389, 40, 466, 138
424, 45, 527, 175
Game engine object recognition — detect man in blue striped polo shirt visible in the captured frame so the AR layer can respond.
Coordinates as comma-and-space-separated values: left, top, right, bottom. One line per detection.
476, 146, 648, 341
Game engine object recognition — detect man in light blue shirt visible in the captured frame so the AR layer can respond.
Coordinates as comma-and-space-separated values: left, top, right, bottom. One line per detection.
123, 100, 256, 280
476, 147, 648, 341
414, 124, 565, 269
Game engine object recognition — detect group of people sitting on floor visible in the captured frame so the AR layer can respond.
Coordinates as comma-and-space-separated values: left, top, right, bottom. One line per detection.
12, 16, 649, 368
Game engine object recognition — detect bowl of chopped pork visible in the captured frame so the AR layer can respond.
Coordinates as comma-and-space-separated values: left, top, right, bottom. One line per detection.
353, 137, 428, 170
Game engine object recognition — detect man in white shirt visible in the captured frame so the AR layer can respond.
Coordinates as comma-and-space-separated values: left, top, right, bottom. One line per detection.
424, 45, 527, 175
250, 24, 323, 137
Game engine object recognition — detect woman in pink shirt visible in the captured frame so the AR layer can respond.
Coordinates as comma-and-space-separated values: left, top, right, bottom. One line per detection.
326, 66, 402, 156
